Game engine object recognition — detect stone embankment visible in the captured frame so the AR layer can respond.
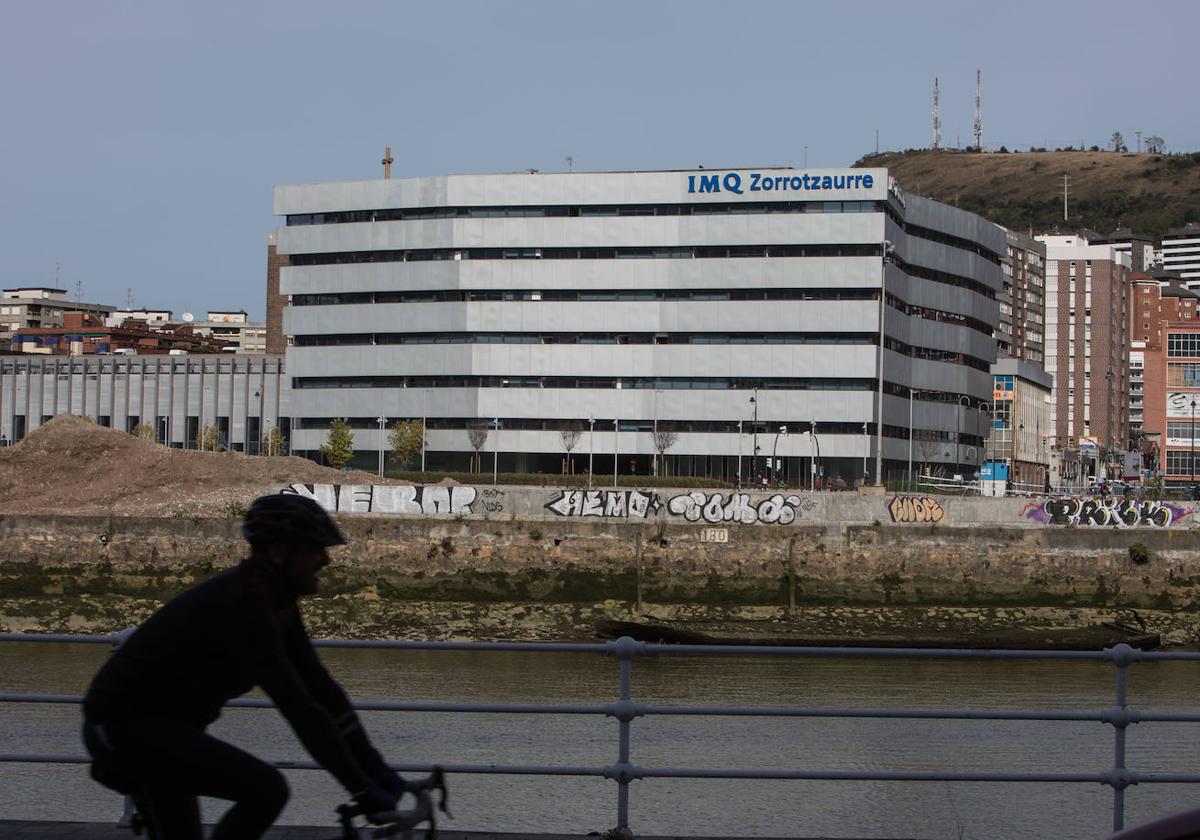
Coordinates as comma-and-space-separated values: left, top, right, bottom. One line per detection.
3, 510, 1199, 646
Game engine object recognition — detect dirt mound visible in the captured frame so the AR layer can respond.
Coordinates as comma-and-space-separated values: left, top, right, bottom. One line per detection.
0, 414, 402, 517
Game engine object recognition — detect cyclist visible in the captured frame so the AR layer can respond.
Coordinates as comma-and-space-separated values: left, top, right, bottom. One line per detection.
81, 493, 402, 839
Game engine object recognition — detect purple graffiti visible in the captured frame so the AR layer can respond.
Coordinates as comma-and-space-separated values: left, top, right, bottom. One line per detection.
1021, 498, 1192, 528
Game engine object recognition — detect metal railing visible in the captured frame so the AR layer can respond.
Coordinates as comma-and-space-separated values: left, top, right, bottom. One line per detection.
3, 632, 1200, 837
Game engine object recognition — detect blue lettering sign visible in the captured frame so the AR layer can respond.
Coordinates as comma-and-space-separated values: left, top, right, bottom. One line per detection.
689, 171, 880, 196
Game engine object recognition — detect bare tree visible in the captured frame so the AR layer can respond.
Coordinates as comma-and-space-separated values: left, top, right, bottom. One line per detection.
919, 439, 940, 476
652, 428, 679, 477
1146, 135, 1166, 154
1110, 131, 1127, 152
560, 422, 583, 474
466, 420, 489, 473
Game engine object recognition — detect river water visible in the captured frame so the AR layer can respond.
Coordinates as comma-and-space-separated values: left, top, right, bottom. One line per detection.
3, 641, 1200, 839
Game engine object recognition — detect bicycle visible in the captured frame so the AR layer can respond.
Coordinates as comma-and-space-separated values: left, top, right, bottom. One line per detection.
334, 767, 452, 840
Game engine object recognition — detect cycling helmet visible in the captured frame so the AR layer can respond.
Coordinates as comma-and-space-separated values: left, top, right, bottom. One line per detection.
242, 494, 346, 548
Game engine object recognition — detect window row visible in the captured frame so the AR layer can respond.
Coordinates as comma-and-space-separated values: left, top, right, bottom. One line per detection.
1167, 333, 1200, 357
293, 331, 879, 347
286, 199, 1002, 264
293, 286, 996, 338
288, 415, 982, 446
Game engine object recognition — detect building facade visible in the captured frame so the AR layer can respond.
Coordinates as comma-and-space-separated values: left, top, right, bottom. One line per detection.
987, 359, 1052, 489
1, 288, 115, 347
0, 354, 286, 450
1163, 223, 1200, 288
1039, 240, 1131, 473
995, 230, 1046, 365
273, 167, 1004, 482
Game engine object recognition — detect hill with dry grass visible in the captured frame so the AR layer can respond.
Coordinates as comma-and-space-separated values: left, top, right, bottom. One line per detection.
856, 149, 1200, 242
0, 414, 409, 517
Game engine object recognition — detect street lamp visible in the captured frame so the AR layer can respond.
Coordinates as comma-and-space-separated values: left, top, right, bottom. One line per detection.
492, 418, 500, 485
907, 387, 916, 485
862, 422, 869, 485
376, 415, 386, 477
613, 418, 619, 488
588, 416, 595, 489
772, 425, 788, 486
421, 388, 428, 473
957, 395, 971, 476
875, 239, 895, 486
749, 387, 759, 482
264, 418, 273, 457
652, 389, 662, 478
737, 419, 744, 488
979, 401, 992, 480
1105, 369, 1115, 481
1191, 399, 1197, 486
809, 420, 820, 491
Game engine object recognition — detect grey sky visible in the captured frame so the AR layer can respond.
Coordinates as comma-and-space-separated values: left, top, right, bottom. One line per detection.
2, 1, 1195, 320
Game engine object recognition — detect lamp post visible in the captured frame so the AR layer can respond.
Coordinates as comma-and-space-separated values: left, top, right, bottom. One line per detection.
264, 418, 272, 457
907, 387, 915, 485
862, 422, 869, 485
421, 388, 428, 473
613, 418, 619, 488
1105, 369, 1115, 481
749, 387, 759, 483
492, 418, 500, 485
1191, 399, 1197, 486
809, 420, 820, 491
957, 395, 970, 476
979, 401, 992, 482
376, 415, 386, 477
587, 416, 595, 489
652, 390, 661, 478
737, 419, 744, 488
772, 425, 788, 485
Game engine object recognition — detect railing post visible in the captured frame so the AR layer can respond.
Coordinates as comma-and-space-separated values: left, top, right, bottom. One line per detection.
605, 635, 645, 840
1106, 643, 1138, 833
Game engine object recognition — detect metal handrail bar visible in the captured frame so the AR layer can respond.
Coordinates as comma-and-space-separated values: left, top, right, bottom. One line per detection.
9, 631, 1200, 662
15, 691, 1200, 724
2, 633, 1197, 836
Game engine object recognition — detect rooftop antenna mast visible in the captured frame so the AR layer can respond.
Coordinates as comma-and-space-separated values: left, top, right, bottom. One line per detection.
381, 146, 394, 180
931, 76, 941, 150
126, 287, 134, 310
973, 69, 982, 150
566, 155, 574, 172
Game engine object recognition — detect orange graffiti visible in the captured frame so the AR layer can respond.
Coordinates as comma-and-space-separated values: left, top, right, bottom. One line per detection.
887, 495, 945, 524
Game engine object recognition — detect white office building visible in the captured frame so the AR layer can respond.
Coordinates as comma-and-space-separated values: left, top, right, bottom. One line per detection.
273, 167, 1004, 483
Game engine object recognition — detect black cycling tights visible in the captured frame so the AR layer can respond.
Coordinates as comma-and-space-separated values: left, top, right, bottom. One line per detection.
84, 716, 289, 840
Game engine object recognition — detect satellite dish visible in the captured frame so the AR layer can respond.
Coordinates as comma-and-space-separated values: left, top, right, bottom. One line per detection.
182, 312, 194, 323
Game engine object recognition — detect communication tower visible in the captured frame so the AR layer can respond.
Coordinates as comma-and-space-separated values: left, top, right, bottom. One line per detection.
973, 69, 983, 149
932, 77, 941, 150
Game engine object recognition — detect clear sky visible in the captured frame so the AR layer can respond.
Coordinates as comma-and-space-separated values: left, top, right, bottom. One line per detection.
2, 0, 1196, 320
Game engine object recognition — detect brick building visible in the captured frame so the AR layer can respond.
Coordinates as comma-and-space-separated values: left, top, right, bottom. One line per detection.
1039, 238, 1131, 477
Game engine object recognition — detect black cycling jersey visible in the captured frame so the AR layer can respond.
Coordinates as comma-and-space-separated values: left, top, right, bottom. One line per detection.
84, 556, 377, 795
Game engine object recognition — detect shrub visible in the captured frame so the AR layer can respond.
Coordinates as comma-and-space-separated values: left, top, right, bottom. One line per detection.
1129, 543, 1150, 565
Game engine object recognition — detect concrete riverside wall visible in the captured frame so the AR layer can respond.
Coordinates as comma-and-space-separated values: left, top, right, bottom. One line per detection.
5, 503, 1200, 611
275, 482, 1200, 530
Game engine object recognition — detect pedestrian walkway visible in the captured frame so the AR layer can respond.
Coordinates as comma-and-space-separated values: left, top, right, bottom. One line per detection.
0, 822, 895, 840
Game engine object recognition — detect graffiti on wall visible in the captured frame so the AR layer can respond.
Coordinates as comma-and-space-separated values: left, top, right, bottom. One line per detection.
545, 489, 662, 519
887, 495, 946, 524
666, 492, 804, 525
1022, 498, 1192, 528
281, 483, 480, 515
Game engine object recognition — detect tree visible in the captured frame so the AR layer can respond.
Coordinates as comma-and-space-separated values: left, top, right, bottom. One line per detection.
466, 420, 489, 473
559, 423, 583, 474
260, 426, 287, 457
652, 428, 679, 476
320, 418, 354, 469
196, 424, 223, 452
1146, 136, 1166, 154
130, 423, 156, 441
1110, 131, 1127, 153
919, 439, 941, 476
388, 419, 425, 469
